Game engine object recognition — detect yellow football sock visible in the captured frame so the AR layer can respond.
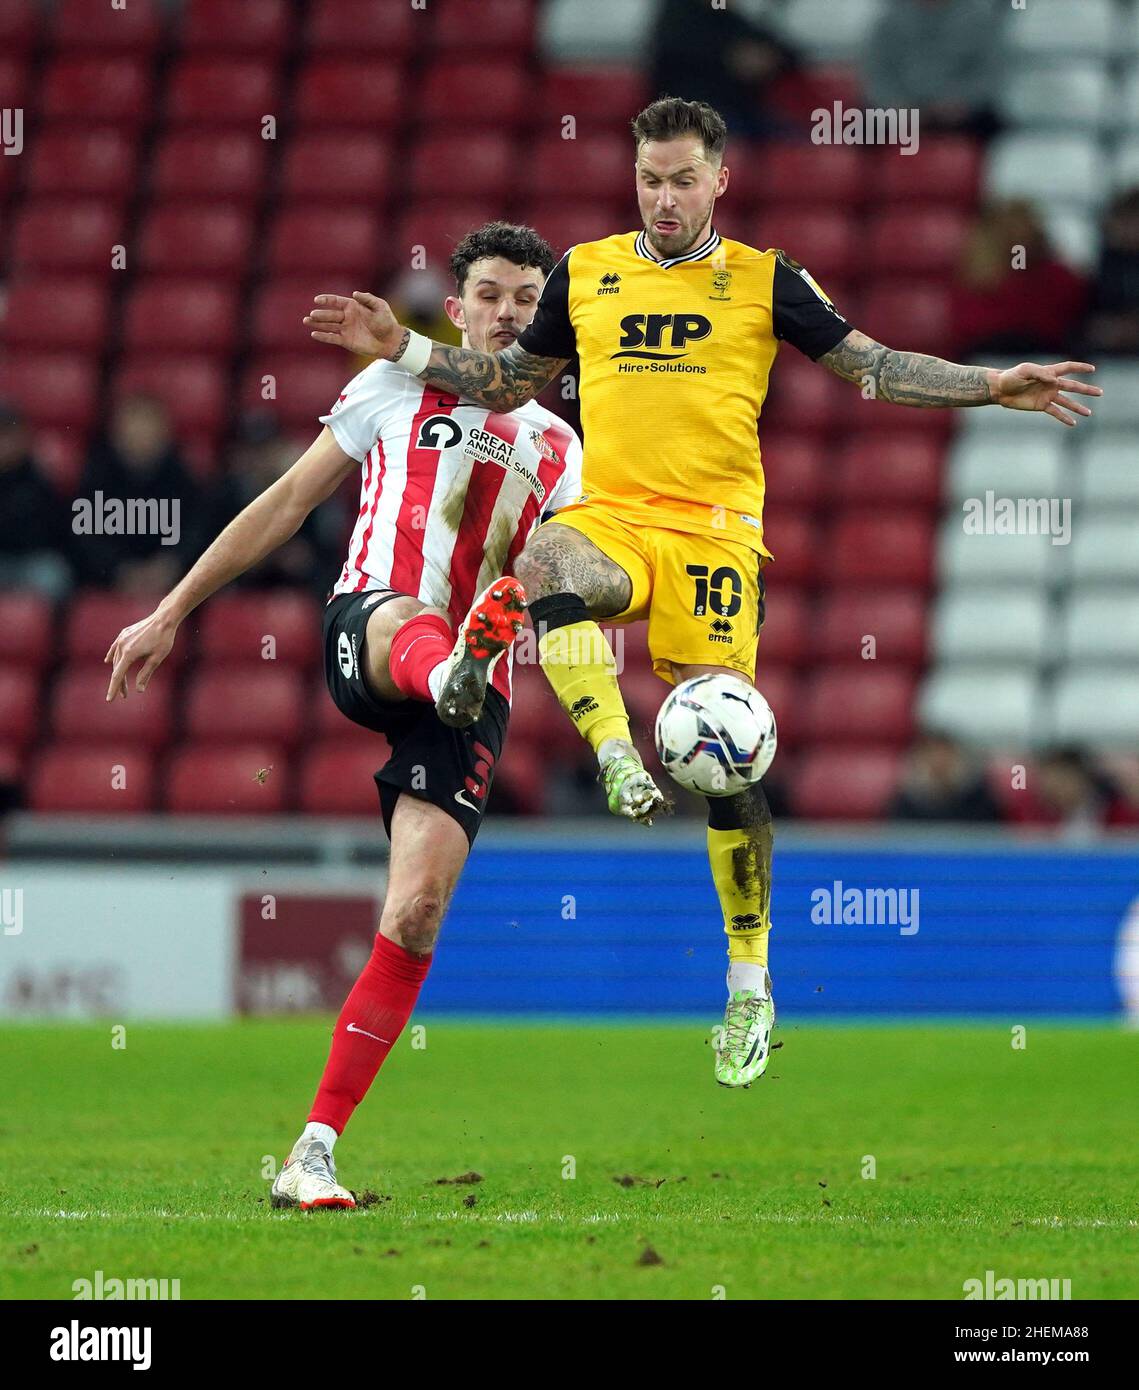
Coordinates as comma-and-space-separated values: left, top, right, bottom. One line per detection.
707, 822, 773, 967
537, 620, 631, 754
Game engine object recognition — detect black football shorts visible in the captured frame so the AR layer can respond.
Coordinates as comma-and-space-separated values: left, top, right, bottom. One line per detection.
322, 591, 508, 845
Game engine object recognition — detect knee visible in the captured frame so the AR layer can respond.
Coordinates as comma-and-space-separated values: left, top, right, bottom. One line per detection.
385, 889, 446, 955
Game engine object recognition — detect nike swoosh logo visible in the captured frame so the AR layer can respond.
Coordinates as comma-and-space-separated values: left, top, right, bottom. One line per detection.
399, 633, 437, 663
454, 790, 480, 812
346, 1022, 391, 1043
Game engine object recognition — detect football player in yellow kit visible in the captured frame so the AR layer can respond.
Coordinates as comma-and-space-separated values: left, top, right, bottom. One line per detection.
306, 98, 1100, 1088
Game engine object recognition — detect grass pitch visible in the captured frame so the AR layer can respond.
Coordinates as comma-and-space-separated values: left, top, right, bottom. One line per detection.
2, 1020, 1136, 1300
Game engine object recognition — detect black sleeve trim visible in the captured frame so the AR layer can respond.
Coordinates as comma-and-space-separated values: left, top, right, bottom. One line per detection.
516, 252, 575, 359
771, 250, 852, 360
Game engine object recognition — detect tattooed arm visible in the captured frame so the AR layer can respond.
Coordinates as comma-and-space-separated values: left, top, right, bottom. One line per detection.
304, 291, 567, 411
819, 329, 1101, 426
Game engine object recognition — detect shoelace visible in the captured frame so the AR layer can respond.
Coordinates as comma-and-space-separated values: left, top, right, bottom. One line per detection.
722, 997, 761, 1051
298, 1142, 337, 1183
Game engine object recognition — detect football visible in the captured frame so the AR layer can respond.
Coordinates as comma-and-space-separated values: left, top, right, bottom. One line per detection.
654, 674, 777, 796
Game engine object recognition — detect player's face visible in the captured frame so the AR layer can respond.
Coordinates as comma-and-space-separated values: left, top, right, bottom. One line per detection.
445, 257, 546, 354
636, 137, 729, 259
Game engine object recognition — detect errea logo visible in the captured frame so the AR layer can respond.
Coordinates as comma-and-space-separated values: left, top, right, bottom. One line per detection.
597, 273, 621, 295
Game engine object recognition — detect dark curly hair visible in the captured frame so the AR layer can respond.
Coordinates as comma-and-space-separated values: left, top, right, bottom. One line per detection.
449, 222, 557, 295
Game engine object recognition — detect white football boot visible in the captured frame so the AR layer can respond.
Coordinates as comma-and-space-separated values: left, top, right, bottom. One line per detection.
714, 971, 776, 1088
270, 1137, 356, 1211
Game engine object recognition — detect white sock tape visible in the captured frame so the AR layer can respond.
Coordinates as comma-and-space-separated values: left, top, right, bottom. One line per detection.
397, 329, 433, 376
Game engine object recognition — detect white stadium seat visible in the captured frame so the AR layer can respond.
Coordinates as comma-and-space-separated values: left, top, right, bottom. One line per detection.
919, 667, 1040, 747
1006, 0, 1117, 59
781, 0, 884, 59
1044, 669, 1139, 746
933, 589, 1053, 666
999, 63, 1113, 131
1068, 517, 1139, 583
1059, 591, 1139, 664
1043, 208, 1101, 271
939, 518, 1064, 589
539, 0, 656, 62
1075, 360, 1139, 428
948, 436, 1066, 505
1079, 434, 1139, 509
1119, 68, 1139, 131
985, 134, 1107, 210
1113, 136, 1139, 191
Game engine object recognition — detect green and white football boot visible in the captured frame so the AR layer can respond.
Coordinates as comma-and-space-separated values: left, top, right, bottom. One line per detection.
599, 741, 667, 825
714, 973, 776, 1088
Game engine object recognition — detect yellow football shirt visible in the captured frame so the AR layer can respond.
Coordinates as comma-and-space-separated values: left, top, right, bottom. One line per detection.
517, 229, 851, 557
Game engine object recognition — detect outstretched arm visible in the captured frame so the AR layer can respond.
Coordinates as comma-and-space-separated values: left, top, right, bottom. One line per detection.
104, 428, 356, 700
819, 329, 1101, 426
305, 291, 568, 411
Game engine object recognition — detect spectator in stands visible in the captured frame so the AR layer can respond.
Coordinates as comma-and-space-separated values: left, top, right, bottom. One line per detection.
75, 393, 199, 594
197, 411, 345, 596
949, 200, 1088, 359
0, 402, 73, 598
650, 0, 798, 140
890, 730, 1002, 823
1081, 188, 1139, 357
1011, 749, 1139, 840
863, 0, 1007, 140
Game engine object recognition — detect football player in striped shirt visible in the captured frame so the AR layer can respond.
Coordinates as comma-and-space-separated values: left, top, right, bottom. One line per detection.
104, 224, 582, 1209
307, 99, 1101, 1092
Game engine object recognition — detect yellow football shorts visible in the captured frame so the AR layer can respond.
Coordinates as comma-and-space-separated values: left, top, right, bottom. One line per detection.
544, 503, 767, 684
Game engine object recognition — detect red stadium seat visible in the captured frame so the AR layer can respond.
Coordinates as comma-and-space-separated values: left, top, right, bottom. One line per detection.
184, 669, 305, 746
306, 0, 416, 56
523, 201, 625, 257
26, 129, 137, 199
409, 132, 515, 201
180, 0, 288, 51
138, 205, 256, 276
0, 354, 97, 429
41, 57, 153, 126
165, 59, 280, 127
10, 200, 125, 272
29, 745, 156, 813
34, 428, 88, 494
791, 747, 901, 819
313, 680, 376, 742
756, 511, 820, 586
860, 282, 953, 356
252, 281, 328, 352
756, 587, 812, 667
800, 667, 917, 745
240, 354, 354, 429
195, 591, 321, 669
814, 591, 928, 667
832, 433, 944, 509
619, 668, 671, 742
0, 592, 54, 670
529, 134, 632, 202
151, 132, 268, 202
0, 742, 25, 787
295, 61, 404, 130
298, 742, 389, 815
760, 434, 827, 509
763, 352, 846, 432
281, 134, 392, 204
0, 670, 40, 746
493, 739, 550, 817
114, 357, 229, 437
53, 0, 161, 51
0, 279, 111, 353
122, 280, 238, 354
51, 665, 174, 748
394, 203, 500, 277
0, 1, 39, 54
64, 592, 185, 667
750, 664, 799, 747
506, 663, 583, 761
0, 57, 26, 109
823, 511, 936, 588
266, 207, 384, 277
165, 743, 287, 814
430, 0, 534, 51
542, 67, 649, 127
867, 209, 969, 278
874, 136, 982, 205
753, 208, 859, 284
759, 146, 867, 207
419, 62, 529, 127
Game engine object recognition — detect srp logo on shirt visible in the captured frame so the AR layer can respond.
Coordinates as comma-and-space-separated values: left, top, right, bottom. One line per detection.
613, 313, 712, 360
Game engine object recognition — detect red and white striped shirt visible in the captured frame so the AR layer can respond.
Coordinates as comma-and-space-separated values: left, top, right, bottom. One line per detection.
321, 359, 583, 701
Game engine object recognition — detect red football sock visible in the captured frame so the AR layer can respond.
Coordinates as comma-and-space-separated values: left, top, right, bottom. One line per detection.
307, 932, 432, 1134
388, 612, 454, 702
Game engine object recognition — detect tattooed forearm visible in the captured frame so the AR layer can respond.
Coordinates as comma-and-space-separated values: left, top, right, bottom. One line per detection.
514, 522, 633, 617
392, 333, 567, 411
819, 329, 994, 407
